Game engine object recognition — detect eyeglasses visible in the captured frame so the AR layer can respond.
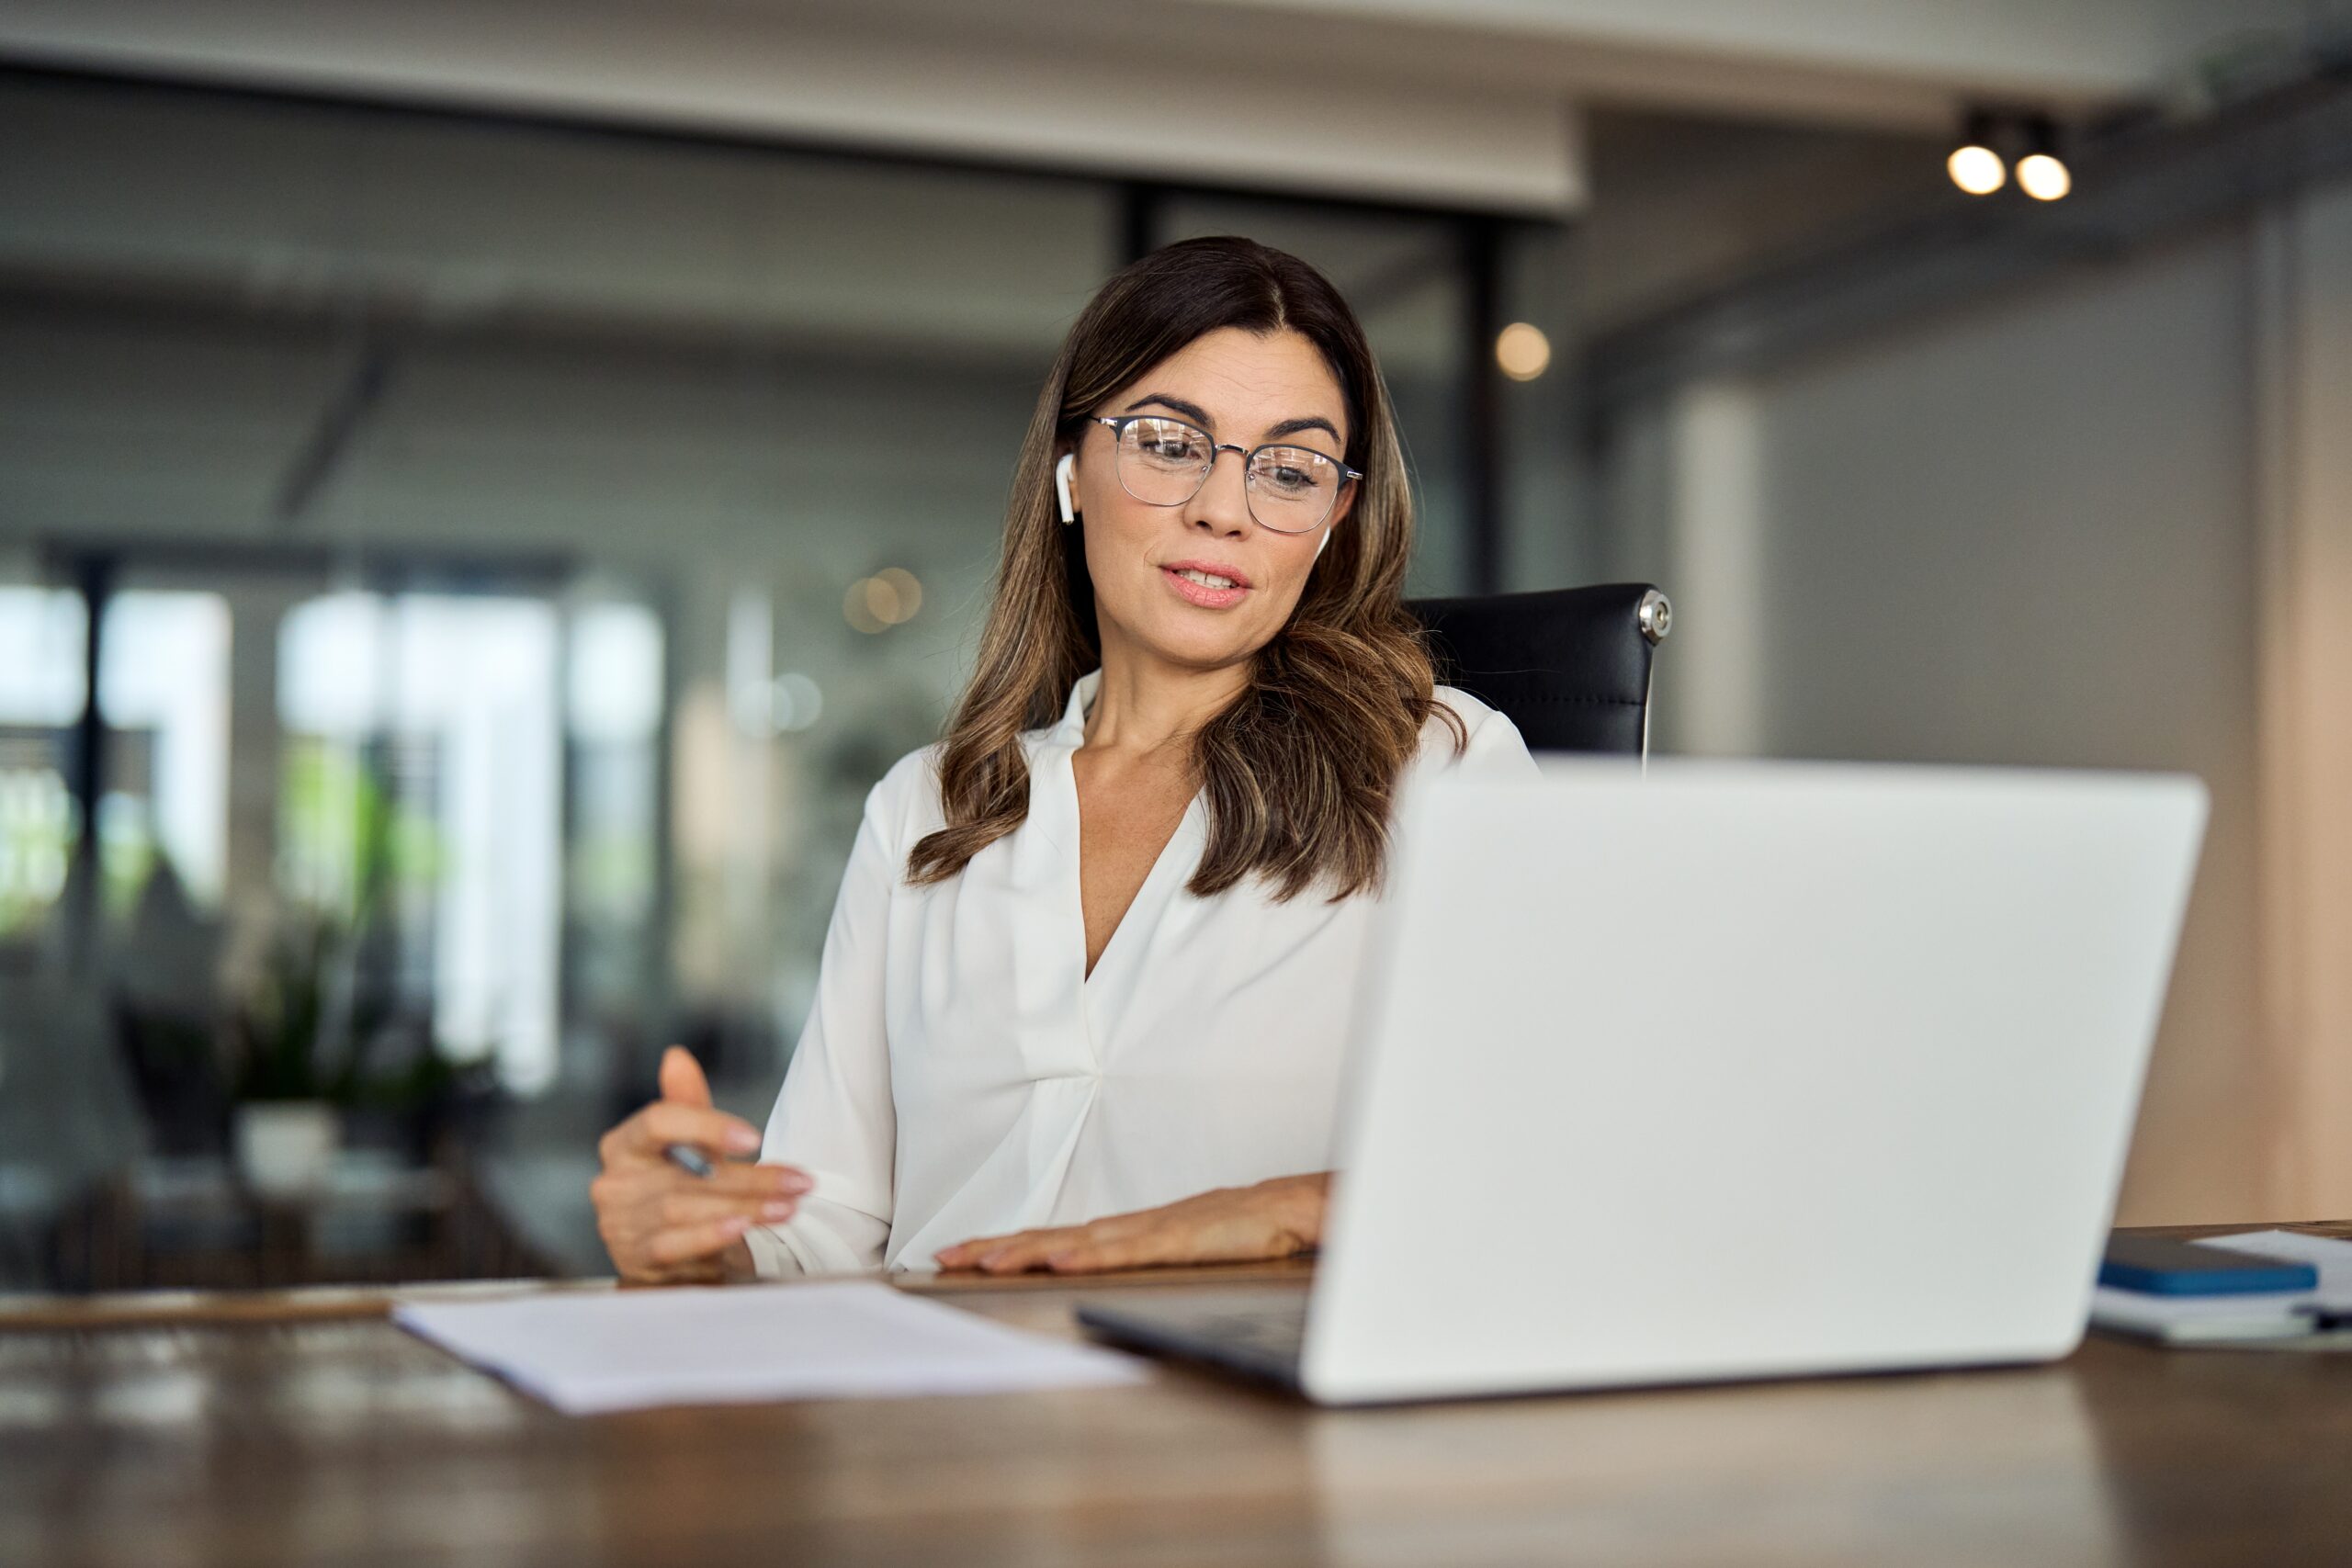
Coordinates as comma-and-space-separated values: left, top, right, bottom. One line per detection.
1090, 414, 1362, 535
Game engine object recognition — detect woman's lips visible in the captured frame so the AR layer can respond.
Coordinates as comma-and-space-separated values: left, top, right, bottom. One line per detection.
1160, 566, 1250, 609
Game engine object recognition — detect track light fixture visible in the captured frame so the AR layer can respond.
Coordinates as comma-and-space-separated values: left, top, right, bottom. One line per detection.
2016, 116, 2072, 202
1947, 109, 2073, 202
1946, 110, 2006, 197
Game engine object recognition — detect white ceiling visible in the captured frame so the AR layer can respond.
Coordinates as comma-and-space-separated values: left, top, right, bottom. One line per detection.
1165, 0, 2320, 106
2, 0, 2320, 175
0, 0, 1584, 215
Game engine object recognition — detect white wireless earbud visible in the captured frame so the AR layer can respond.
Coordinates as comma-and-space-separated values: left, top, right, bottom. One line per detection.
1314, 526, 1332, 562
1054, 453, 1078, 525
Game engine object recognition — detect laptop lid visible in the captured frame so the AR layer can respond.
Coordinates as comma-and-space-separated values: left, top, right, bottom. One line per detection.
1302, 760, 2207, 1404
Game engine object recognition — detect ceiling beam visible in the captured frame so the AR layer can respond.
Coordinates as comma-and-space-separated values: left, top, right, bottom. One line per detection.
0, 0, 1587, 215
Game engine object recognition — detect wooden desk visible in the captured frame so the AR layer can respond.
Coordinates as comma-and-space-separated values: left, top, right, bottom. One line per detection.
6, 1229, 2350, 1567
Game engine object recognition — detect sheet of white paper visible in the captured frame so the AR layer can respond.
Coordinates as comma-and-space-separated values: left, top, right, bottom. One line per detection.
2087, 1287, 2313, 1340
2194, 1229, 2352, 1304
393, 1280, 1147, 1415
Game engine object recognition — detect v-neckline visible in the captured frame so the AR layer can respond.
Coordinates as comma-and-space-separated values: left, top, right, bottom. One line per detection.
1039, 668, 1204, 998
1066, 747, 1201, 991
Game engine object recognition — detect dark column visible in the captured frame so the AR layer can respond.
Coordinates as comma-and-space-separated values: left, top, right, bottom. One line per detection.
1461, 218, 1505, 595
1117, 183, 1160, 267
65, 550, 118, 971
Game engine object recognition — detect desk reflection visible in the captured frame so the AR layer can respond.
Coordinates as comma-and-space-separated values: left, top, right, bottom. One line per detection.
1310, 1362, 2119, 1568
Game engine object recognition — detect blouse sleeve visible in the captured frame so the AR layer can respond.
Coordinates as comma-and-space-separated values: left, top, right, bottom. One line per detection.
1432, 689, 1542, 781
740, 753, 922, 1278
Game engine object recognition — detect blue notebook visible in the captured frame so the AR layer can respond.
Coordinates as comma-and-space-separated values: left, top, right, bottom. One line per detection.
2099, 1234, 2320, 1295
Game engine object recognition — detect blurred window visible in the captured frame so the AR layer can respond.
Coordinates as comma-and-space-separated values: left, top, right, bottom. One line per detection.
1, 69, 1532, 1123
564, 600, 665, 1030
96, 590, 232, 915
278, 592, 560, 1093
0, 587, 85, 937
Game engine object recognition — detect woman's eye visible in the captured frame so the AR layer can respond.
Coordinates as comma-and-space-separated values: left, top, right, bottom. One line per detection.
1133, 424, 1205, 462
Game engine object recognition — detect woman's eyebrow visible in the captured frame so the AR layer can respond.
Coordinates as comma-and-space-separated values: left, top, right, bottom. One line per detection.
1124, 393, 1216, 427
1123, 395, 1343, 446
1264, 415, 1342, 445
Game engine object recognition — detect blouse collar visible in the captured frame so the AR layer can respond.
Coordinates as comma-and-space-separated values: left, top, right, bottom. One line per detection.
1047, 668, 1102, 747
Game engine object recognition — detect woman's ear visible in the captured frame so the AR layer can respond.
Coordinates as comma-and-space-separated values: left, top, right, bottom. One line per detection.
1055, 452, 1079, 525
1314, 476, 1355, 563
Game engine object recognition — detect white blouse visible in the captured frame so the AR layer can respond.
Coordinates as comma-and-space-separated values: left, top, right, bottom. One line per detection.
744, 670, 1537, 1277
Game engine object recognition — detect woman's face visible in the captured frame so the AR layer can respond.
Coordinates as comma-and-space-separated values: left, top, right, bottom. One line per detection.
1069, 326, 1356, 676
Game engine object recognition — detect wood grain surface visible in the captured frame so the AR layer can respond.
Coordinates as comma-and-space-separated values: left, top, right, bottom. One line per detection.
4, 1228, 2348, 1566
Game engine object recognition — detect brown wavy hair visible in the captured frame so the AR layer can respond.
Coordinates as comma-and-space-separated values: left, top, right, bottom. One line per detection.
906, 235, 1462, 903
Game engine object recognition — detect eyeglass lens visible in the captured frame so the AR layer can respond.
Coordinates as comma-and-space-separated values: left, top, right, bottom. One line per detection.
1114, 416, 1342, 534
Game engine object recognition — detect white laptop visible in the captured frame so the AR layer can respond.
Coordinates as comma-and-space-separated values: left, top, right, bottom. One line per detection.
1077, 759, 2208, 1404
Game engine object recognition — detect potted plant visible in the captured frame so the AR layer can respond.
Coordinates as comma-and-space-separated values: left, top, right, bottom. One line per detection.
226, 917, 352, 1201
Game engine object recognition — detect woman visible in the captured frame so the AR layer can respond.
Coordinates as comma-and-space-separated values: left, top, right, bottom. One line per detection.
593, 236, 1534, 1283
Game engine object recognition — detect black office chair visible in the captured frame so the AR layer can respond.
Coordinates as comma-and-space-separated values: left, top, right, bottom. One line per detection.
1407, 583, 1673, 757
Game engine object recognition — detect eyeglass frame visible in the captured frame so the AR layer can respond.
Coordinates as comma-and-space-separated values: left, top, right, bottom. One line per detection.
1085, 413, 1364, 535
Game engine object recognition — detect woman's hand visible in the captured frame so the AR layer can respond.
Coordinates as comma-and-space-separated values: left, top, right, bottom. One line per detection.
933, 1173, 1330, 1275
591, 1045, 811, 1284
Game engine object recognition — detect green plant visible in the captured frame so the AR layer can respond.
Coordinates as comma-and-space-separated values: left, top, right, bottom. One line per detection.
234, 739, 503, 1119
226, 916, 348, 1102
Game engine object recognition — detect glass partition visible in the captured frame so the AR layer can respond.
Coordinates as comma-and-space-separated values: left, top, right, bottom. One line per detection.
0, 67, 1542, 1287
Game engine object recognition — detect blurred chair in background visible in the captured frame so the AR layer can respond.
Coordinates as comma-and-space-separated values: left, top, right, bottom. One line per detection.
109, 861, 232, 1158
1408, 583, 1673, 758
0, 967, 145, 1289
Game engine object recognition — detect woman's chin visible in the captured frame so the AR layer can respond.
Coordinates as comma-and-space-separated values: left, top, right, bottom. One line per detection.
1125, 614, 1268, 671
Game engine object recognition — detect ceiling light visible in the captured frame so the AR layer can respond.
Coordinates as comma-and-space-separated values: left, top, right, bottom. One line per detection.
1947, 111, 2006, 196
1947, 143, 2007, 197
843, 568, 924, 634
874, 567, 922, 622
843, 578, 887, 634
1494, 322, 1551, 381
2017, 153, 2070, 201
2017, 119, 2071, 201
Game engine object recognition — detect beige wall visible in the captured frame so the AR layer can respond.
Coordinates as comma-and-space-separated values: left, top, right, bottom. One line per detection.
2255, 176, 2352, 1220
1604, 189, 2352, 1224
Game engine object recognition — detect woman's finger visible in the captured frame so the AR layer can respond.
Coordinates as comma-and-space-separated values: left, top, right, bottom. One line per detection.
1044, 1238, 1143, 1273
937, 1231, 1024, 1270
934, 1230, 1023, 1269
1046, 1207, 1301, 1273
646, 1213, 753, 1267
658, 1044, 714, 1108
975, 1225, 1098, 1274
964, 1229, 1068, 1270
1046, 1219, 1195, 1274
629, 1251, 728, 1287
607, 1161, 808, 1206
690, 1162, 812, 1201
628, 1101, 763, 1157
598, 1162, 789, 1210
655, 1190, 800, 1230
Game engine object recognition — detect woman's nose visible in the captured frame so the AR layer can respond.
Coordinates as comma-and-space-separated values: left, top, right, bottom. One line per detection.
1186, 450, 1252, 536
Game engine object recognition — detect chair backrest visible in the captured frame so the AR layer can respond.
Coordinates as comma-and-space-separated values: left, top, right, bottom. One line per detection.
1407, 583, 1672, 756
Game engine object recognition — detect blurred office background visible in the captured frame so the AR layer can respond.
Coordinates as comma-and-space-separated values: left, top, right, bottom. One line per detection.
2, 1, 2350, 1291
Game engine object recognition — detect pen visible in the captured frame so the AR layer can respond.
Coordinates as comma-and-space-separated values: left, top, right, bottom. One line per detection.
664, 1143, 718, 1179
